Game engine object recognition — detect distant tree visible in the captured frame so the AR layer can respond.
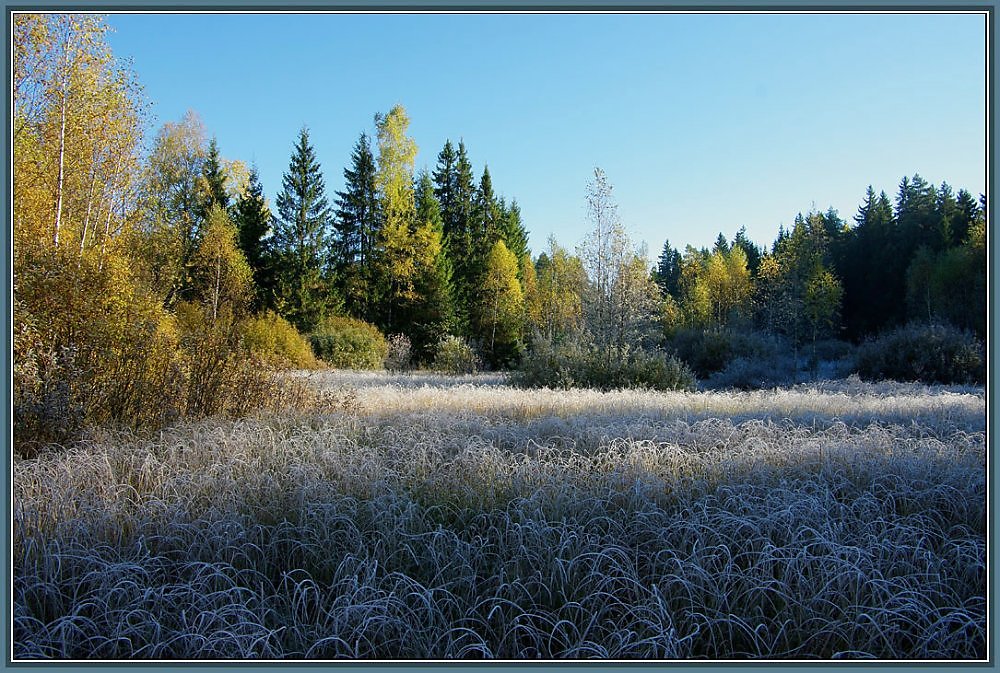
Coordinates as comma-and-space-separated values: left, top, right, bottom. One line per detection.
447, 140, 477, 334
520, 253, 542, 339
535, 236, 586, 341
190, 204, 252, 324
803, 266, 843, 369
197, 136, 229, 219
432, 139, 457, 226
712, 232, 729, 255
499, 198, 530, 267
839, 186, 899, 339
653, 240, 682, 298
896, 173, 944, 253
405, 170, 456, 362
478, 240, 524, 367
333, 132, 380, 321
372, 104, 420, 333
579, 167, 628, 358
231, 165, 273, 310
732, 226, 762, 276
139, 111, 208, 306
272, 126, 334, 331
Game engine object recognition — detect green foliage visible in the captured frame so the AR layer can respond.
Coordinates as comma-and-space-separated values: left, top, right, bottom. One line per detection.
854, 323, 984, 385
309, 316, 388, 369
273, 127, 334, 332
513, 337, 695, 392
232, 166, 274, 310
403, 170, 456, 363
667, 328, 785, 379
333, 132, 380, 322
241, 311, 319, 369
197, 136, 229, 218
905, 239, 986, 336
431, 335, 480, 374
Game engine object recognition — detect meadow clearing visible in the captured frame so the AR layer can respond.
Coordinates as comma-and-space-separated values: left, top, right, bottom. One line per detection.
12, 371, 987, 659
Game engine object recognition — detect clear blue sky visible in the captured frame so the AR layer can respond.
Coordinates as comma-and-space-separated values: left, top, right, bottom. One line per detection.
106, 11, 986, 258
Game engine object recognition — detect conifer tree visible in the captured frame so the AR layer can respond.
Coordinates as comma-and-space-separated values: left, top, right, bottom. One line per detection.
432, 139, 457, 232
500, 199, 529, 267
654, 240, 682, 298
333, 132, 379, 321
446, 140, 477, 334
732, 227, 762, 276
231, 165, 273, 310
407, 171, 456, 361
198, 136, 229, 219
272, 126, 333, 331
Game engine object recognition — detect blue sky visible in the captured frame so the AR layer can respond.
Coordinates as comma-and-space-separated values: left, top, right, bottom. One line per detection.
106, 12, 987, 257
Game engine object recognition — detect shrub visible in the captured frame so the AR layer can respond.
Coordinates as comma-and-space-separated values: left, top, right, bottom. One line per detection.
669, 328, 735, 377
309, 316, 388, 370
431, 335, 480, 374
667, 328, 785, 379
703, 355, 797, 390
512, 338, 695, 392
14, 248, 187, 455
855, 323, 985, 385
241, 311, 319, 369
384, 333, 413, 371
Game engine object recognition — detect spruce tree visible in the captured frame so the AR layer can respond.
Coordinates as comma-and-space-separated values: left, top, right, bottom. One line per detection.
198, 136, 229, 219
407, 171, 456, 361
272, 127, 334, 331
654, 240, 682, 298
432, 139, 458, 234
333, 132, 379, 321
231, 165, 274, 310
500, 199, 529, 267
447, 140, 477, 334
732, 227, 762, 277
954, 188, 980, 245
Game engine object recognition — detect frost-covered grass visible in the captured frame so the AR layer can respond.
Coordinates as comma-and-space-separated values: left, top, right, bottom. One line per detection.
13, 371, 986, 659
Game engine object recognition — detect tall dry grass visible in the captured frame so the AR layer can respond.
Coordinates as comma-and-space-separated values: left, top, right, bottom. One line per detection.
12, 372, 986, 659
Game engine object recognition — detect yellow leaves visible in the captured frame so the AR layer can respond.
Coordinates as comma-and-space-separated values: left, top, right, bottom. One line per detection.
190, 206, 252, 320
14, 13, 144, 256
482, 240, 524, 324
375, 104, 418, 227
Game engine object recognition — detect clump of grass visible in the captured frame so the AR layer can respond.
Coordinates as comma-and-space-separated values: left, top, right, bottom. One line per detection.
13, 376, 986, 660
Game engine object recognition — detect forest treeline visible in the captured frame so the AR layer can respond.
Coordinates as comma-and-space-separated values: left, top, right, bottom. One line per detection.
12, 15, 986, 452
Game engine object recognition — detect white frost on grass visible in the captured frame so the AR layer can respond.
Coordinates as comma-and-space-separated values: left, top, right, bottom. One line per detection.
12, 373, 986, 659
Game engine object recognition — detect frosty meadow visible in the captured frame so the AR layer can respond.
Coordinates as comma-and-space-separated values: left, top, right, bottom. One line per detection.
13, 372, 986, 659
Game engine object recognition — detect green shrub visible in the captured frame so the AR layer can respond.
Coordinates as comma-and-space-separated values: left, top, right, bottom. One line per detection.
669, 328, 733, 377
241, 311, 319, 369
667, 328, 786, 379
309, 316, 388, 369
855, 323, 984, 385
431, 335, 480, 374
512, 338, 695, 391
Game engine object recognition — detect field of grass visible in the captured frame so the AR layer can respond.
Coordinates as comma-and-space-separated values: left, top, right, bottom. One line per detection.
12, 371, 987, 659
